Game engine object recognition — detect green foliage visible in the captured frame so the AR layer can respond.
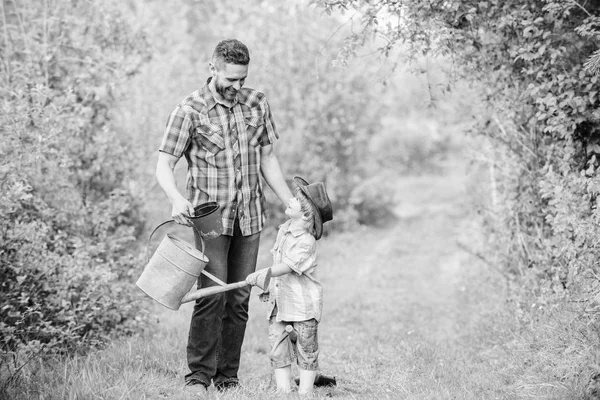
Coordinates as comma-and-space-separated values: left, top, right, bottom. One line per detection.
313, 0, 600, 300
0, 0, 150, 366
312, 0, 600, 393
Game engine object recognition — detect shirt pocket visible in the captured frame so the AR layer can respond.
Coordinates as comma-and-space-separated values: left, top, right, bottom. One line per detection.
195, 120, 225, 154
245, 111, 265, 147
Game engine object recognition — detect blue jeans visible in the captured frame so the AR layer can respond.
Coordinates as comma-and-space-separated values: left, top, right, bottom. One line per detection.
185, 219, 260, 387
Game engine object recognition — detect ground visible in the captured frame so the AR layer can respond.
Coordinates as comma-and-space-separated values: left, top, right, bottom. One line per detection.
6, 160, 581, 399
145, 161, 520, 399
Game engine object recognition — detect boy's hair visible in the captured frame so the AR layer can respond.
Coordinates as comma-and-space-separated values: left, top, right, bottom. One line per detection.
296, 188, 317, 237
212, 39, 250, 69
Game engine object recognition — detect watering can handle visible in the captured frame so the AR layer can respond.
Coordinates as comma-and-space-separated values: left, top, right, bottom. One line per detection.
285, 325, 298, 343
146, 219, 205, 262
180, 268, 272, 304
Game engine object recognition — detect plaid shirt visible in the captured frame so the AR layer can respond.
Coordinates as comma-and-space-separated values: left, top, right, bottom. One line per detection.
266, 220, 323, 322
159, 79, 279, 236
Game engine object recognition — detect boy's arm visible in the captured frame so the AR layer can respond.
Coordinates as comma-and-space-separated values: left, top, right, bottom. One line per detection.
246, 262, 291, 285
269, 262, 293, 277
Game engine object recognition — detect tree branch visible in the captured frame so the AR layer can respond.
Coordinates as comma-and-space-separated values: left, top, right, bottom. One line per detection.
0, 0, 12, 84
570, 0, 592, 17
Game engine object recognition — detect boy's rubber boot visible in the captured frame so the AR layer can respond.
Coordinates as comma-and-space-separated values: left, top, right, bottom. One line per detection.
294, 373, 337, 387
286, 326, 336, 388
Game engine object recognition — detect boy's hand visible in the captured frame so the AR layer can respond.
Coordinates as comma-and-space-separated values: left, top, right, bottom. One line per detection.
246, 268, 272, 290
246, 271, 260, 286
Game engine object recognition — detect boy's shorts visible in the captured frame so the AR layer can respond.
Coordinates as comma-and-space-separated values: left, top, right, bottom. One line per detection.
268, 313, 319, 371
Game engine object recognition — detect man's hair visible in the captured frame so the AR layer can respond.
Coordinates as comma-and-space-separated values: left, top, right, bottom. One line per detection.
296, 189, 317, 237
212, 39, 250, 69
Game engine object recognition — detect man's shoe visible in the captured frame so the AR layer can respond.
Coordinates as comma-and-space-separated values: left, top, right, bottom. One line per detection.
215, 378, 240, 392
183, 380, 208, 397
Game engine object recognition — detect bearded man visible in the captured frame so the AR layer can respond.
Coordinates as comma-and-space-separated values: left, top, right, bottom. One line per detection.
156, 38, 293, 396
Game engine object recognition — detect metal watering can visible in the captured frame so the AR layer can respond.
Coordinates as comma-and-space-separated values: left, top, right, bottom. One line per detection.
136, 202, 271, 310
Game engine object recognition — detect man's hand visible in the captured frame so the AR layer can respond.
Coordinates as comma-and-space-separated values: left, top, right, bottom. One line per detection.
171, 197, 195, 226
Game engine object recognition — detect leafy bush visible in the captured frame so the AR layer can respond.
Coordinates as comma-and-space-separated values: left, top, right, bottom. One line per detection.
312, 0, 600, 291
349, 173, 399, 227
0, 0, 150, 368
0, 175, 143, 353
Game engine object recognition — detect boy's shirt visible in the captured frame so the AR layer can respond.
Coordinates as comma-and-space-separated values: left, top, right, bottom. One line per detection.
266, 220, 323, 322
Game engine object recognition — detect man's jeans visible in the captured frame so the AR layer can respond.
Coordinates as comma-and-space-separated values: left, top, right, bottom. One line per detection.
185, 219, 260, 387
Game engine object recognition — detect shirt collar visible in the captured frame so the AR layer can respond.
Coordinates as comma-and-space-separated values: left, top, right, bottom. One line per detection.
280, 220, 307, 237
201, 77, 239, 111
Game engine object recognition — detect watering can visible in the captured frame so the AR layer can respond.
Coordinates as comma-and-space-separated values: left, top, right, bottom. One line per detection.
188, 202, 223, 239
136, 202, 271, 310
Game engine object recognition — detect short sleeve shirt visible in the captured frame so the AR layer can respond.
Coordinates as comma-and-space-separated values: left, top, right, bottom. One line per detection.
266, 220, 323, 322
159, 79, 279, 236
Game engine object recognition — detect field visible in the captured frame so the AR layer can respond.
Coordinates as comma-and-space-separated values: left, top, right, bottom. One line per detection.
5, 160, 583, 400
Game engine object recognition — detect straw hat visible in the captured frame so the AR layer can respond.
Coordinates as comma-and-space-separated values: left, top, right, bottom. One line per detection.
293, 176, 333, 240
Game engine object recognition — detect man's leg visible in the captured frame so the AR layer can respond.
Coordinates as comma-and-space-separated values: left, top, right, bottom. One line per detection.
185, 232, 231, 387
214, 219, 261, 388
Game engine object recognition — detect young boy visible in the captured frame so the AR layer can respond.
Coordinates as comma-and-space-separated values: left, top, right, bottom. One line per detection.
246, 176, 333, 396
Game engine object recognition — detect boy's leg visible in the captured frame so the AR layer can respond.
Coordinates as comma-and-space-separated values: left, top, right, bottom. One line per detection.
294, 319, 319, 395
274, 366, 293, 393
269, 315, 296, 392
298, 369, 317, 396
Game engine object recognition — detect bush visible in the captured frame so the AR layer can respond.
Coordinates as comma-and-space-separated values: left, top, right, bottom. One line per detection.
0, 174, 143, 354
0, 0, 150, 369
349, 173, 399, 227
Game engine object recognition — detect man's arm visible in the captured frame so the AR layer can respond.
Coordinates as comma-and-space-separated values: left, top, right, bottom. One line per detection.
156, 152, 195, 226
260, 144, 294, 206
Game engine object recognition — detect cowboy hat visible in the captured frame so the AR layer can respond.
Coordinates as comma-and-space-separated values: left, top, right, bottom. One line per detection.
293, 176, 333, 240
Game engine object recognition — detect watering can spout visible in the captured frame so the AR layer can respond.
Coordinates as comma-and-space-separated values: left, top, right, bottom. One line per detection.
180, 268, 271, 304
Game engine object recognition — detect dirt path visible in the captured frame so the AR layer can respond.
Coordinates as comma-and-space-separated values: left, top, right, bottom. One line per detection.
302, 166, 510, 399
160, 163, 514, 399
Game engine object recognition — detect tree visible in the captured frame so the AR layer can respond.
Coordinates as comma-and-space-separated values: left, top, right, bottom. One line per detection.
312, 0, 600, 293
0, 0, 150, 360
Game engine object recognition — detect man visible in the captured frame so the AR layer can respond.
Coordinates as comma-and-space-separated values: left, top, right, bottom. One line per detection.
156, 39, 293, 395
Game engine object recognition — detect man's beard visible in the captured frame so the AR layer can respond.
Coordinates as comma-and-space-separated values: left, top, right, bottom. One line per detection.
216, 81, 237, 100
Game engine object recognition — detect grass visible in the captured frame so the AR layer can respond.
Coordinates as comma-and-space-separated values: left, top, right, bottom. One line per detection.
3, 166, 598, 399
